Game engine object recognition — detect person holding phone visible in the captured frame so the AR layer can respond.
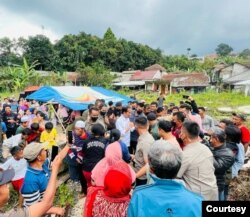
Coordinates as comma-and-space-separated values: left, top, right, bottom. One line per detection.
65, 120, 89, 196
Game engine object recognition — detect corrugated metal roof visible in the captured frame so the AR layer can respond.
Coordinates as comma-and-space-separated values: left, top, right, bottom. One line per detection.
113, 81, 145, 86
170, 73, 210, 87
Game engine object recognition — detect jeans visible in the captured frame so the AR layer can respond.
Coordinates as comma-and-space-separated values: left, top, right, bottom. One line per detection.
64, 155, 87, 194
219, 190, 225, 201
224, 185, 229, 201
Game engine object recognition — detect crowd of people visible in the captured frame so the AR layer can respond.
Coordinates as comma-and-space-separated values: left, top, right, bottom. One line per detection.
0, 94, 249, 217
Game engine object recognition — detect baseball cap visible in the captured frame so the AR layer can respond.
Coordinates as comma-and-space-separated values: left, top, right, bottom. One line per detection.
21, 115, 29, 122
75, 120, 86, 128
147, 112, 157, 121
232, 112, 247, 121
0, 168, 15, 185
23, 142, 46, 162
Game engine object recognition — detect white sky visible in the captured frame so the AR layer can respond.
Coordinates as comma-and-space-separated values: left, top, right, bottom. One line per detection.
1, 0, 250, 55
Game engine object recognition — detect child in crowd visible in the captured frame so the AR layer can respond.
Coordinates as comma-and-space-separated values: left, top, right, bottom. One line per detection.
40, 122, 58, 150
0, 146, 27, 206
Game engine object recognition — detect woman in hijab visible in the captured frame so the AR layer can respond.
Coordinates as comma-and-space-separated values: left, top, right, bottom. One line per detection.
84, 161, 134, 217
91, 129, 135, 187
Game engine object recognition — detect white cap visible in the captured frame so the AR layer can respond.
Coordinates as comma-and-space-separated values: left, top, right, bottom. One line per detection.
21, 115, 29, 122
75, 120, 85, 128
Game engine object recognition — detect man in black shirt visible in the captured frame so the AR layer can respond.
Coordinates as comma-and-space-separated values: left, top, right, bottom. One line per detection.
2, 105, 17, 138
82, 123, 107, 187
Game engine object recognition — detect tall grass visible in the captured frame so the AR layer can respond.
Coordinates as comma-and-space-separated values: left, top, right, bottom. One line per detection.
120, 90, 250, 125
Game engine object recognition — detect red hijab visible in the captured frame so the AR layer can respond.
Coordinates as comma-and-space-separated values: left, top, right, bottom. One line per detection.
84, 162, 132, 217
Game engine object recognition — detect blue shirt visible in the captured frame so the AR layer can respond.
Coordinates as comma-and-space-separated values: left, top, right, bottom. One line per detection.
232, 143, 245, 178
1, 122, 7, 133
128, 175, 203, 217
119, 141, 131, 163
21, 159, 50, 207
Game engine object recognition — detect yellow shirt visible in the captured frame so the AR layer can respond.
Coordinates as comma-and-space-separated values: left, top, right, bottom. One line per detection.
40, 128, 57, 149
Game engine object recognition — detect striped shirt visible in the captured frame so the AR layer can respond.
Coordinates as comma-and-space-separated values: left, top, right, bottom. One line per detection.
21, 159, 50, 207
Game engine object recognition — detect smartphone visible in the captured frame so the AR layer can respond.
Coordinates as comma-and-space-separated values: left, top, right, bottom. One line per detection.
51, 146, 59, 162
182, 95, 189, 99
67, 130, 73, 144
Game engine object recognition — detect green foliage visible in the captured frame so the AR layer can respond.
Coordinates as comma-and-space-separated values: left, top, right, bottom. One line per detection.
216, 56, 247, 65
103, 27, 116, 41
0, 58, 41, 92
1, 30, 250, 86
54, 184, 74, 207
77, 62, 114, 87
239, 49, 250, 59
0, 37, 22, 66
3, 186, 18, 211
23, 35, 55, 70
215, 43, 233, 56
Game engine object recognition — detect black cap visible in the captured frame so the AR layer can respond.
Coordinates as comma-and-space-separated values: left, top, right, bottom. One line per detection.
147, 112, 157, 121
115, 102, 122, 107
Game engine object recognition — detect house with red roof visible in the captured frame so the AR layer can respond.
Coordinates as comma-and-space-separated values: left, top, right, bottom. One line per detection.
162, 72, 210, 94
130, 70, 166, 92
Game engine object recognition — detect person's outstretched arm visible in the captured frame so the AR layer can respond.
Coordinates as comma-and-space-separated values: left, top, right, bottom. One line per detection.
29, 144, 70, 217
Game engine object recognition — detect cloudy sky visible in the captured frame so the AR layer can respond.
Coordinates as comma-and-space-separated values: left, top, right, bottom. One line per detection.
0, 0, 249, 56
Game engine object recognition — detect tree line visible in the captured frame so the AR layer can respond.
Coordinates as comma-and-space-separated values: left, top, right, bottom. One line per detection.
0, 28, 249, 92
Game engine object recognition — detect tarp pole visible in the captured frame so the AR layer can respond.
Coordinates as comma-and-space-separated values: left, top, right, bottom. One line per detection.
47, 102, 66, 134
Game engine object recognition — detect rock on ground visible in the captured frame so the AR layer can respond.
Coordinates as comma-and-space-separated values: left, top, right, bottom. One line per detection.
70, 197, 85, 217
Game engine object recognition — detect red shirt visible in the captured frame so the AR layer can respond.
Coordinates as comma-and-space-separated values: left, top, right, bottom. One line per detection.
172, 125, 184, 149
27, 128, 44, 143
240, 125, 250, 144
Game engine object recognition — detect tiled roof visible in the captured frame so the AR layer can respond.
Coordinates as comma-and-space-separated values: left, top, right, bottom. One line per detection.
130, 70, 158, 81
163, 73, 210, 87
162, 72, 185, 81
145, 64, 166, 72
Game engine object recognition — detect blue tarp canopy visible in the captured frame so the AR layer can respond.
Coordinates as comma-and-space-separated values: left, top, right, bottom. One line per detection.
26, 86, 132, 110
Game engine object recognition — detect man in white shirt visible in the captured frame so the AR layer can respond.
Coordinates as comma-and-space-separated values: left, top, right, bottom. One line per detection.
198, 107, 215, 133
2, 128, 31, 159
115, 106, 134, 147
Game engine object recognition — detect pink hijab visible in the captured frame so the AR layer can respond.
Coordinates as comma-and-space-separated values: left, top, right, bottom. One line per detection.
91, 141, 136, 187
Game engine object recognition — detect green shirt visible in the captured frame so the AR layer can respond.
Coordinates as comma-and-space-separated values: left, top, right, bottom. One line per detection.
15, 126, 25, 135
150, 123, 160, 140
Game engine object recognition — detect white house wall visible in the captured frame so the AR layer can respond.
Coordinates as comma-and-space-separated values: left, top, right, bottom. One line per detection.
232, 64, 250, 76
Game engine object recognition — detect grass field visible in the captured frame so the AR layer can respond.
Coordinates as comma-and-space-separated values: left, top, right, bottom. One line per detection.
120, 89, 250, 125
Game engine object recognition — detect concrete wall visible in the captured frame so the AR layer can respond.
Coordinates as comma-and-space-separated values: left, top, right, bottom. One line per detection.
220, 66, 233, 80
232, 64, 250, 76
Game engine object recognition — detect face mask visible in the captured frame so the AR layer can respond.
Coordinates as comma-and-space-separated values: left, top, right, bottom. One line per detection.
91, 117, 98, 122
137, 110, 143, 115
171, 121, 176, 127
132, 107, 136, 110
100, 111, 106, 117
